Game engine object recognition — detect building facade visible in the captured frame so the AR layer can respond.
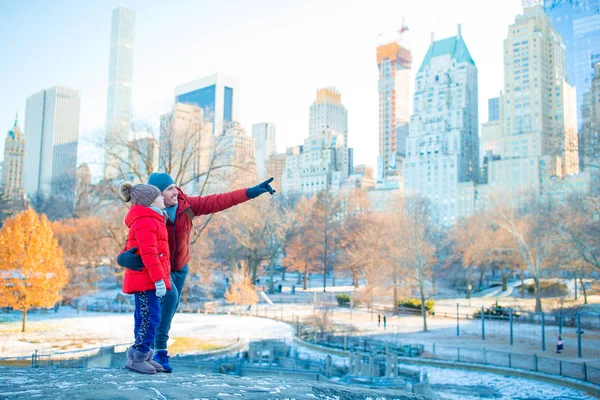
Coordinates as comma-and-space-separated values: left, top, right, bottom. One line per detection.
488, 97, 500, 121
403, 26, 479, 225
377, 41, 412, 181
458, 5, 589, 217
105, 7, 135, 179
210, 121, 256, 191
175, 74, 240, 136
544, 0, 600, 132
160, 103, 212, 192
129, 136, 159, 182
581, 61, 600, 193
282, 88, 350, 197
266, 152, 286, 193
24, 86, 80, 201
252, 122, 277, 180
3, 114, 25, 204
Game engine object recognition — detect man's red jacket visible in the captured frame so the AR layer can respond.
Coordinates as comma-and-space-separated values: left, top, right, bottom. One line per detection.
167, 188, 250, 271
122, 188, 250, 273
122, 205, 172, 294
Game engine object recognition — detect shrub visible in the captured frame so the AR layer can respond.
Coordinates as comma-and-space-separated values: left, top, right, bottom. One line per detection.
474, 301, 520, 319
336, 294, 351, 306
398, 298, 434, 312
525, 281, 568, 297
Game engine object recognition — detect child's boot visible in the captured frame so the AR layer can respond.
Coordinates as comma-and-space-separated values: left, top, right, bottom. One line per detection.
125, 347, 156, 374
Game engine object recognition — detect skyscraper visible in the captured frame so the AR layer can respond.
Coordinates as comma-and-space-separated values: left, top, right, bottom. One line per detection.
175, 74, 240, 136
309, 88, 348, 141
582, 61, 600, 193
457, 5, 586, 218
105, 7, 136, 179
403, 26, 479, 225
377, 40, 412, 181
211, 121, 256, 191
24, 87, 81, 201
488, 97, 500, 121
252, 122, 277, 180
282, 88, 349, 196
129, 136, 159, 182
544, 0, 600, 132
496, 5, 578, 180
160, 103, 212, 192
3, 113, 25, 203
266, 152, 286, 194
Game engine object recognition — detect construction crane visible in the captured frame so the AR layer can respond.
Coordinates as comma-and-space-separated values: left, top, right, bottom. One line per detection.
397, 17, 409, 39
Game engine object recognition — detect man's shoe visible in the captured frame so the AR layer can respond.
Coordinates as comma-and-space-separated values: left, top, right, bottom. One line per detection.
146, 349, 165, 372
153, 350, 173, 373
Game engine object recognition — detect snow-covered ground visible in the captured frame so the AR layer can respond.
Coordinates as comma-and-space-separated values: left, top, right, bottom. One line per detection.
0, 308, 293, 358
1, 307, 596, 399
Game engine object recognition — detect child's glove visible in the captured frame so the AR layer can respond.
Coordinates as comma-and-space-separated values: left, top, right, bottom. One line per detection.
155, 280, 166, 297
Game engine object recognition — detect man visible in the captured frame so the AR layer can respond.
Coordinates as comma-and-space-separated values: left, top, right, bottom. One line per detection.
118, 172, 275, 372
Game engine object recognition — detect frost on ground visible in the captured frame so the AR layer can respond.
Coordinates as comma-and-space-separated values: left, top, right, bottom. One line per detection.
0, 309, 293, 358
0, 368, 426, 400
423, 365, 596, 400
291, 342, 596, 400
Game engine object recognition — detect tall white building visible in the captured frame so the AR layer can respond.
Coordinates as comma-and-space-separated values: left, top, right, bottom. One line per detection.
209, 121, 256, 191
129, 136, 159, 182
403, 26, 479, 225
252, 122, 277, 180
105, 7, 135, 179
24, 86, 81, 199
160, 103, 213, 192
175, 74, 240, 136
458, 5, 587, 217
377, 40, 412, 181
282, 88, 349, 196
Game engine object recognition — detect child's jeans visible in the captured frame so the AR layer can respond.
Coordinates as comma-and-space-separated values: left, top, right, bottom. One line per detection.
133, 290, 161, 353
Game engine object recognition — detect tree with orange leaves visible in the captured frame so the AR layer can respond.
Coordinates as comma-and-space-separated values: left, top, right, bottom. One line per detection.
0, 209, 68, 332
224, 264, 258, 307
51, 216, 114, 303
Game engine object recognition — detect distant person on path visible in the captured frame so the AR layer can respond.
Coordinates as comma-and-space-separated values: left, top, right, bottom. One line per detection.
119, 182, 171, 374
383, 315, 387, 330
557, 336, 564, 354
117, 173, 276, 372
378, 313, 381, 328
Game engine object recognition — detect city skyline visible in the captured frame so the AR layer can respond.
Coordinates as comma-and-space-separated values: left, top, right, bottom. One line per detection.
0, 0, 524, 181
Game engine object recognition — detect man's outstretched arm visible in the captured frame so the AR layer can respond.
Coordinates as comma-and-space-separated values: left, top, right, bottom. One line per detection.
188, 178, 276, 216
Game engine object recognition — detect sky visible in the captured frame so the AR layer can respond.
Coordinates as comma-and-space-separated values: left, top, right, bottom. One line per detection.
0, 0, 524, 181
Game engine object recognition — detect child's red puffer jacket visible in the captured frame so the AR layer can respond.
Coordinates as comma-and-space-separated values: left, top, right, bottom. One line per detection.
122, 205, 172, 294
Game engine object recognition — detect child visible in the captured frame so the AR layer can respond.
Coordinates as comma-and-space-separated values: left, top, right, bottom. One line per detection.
119, 182, 171, 374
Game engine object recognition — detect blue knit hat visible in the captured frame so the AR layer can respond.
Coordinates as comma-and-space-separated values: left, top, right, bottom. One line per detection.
148, 172, 176, 193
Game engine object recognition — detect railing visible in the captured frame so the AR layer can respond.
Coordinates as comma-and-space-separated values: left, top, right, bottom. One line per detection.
302, 330, 600, 386
424, 343, 600, 385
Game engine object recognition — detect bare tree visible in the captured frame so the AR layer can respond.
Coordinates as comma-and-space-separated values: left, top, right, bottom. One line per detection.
491, 194, 566, 312
393, 195, 440, 332
560, 194, 600, 271
282, 197, 320, 290
311, 191, 343, 292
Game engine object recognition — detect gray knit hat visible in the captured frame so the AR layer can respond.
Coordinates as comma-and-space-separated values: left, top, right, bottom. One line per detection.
119, 182, 161, 207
